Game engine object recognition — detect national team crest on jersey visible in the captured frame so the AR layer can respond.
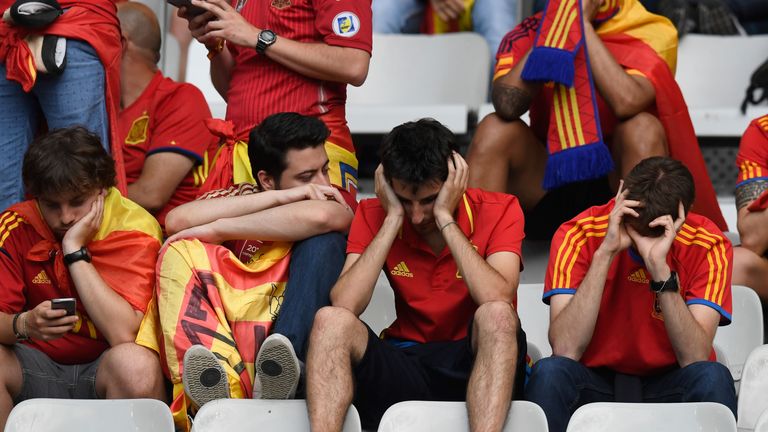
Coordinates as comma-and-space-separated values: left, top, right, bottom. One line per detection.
271, 0, 290, 9
125, 113, 149, 145
332, 12, 360, 37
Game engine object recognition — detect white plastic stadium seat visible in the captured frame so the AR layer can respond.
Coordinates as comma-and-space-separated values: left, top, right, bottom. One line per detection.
565, 402, 737, 432
737, 345, 768, 432
190, 399, 361, 432
360, 270, 396, 335
185, 42, 227, 119
713, 285, 764, 389
377, 400, 548, 432
517, 283, 551, 360
754, 408, 768, 432
346, 32, 490, 134
4, 398, 174, 432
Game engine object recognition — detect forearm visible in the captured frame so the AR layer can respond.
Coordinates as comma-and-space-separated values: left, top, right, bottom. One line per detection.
165, 190, 286, 235
584, 21, 655, 119
210, 47, 234, 99
549, 247, 614, 360
492, 51, 539, 121
659, 292, 713, 366
68, 262, 143, 346
265, 39, 370, 86
127, 182, 172, 215
0, 313, 19, 345
441, 222, 516, 304
210, 200, 352, 242
331, 216, 401, 315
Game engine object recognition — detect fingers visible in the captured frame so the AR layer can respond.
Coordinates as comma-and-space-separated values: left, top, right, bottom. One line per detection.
191, 0, 229, 16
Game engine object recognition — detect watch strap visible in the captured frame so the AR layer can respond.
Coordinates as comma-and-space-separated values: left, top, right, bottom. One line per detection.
13, 312, 27, 341
650, 271, 678, 293
63, 247, 91, 266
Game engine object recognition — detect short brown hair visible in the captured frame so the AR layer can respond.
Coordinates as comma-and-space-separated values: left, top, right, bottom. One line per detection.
624, 157, 695, 237
23, 127, 116, 198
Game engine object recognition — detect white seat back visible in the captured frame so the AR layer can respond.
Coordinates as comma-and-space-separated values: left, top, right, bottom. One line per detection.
190, 399, 361, 432
738, 345, 768, 431
517, 283, 552, 359
4, 398, 173, 432
754, 408, 768, 432
186, 42, 227, 119
713, 285, 764, 384
377, 400, 547, 432
566, 402, 737, 432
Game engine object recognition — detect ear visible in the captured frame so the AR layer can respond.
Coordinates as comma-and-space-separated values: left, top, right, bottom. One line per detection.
257, 170, 275, 191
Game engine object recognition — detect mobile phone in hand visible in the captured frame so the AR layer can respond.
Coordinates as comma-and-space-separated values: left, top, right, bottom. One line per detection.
167, 0, 207, 17
51, 298, 76, 316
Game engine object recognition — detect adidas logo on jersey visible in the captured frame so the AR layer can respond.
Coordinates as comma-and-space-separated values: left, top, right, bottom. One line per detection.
32, 270, 51, 285
390, 261, 413, 278
627, 268, 649, 284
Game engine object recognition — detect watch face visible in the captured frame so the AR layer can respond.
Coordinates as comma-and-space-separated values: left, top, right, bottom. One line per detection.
261, 30, 276, 44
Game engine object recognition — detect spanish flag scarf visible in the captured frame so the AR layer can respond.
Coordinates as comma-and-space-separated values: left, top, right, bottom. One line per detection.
522, 0, 620, 189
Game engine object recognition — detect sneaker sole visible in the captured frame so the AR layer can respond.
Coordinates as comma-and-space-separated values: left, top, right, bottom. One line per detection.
255, 334, 300, 399
183, 345, 230, 408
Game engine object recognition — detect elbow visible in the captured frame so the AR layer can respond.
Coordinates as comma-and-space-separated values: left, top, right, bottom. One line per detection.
611, 94, 653, 120
314, 205, 354, 233
738, 230, 764, 254
551, 343, 583, 362
164, 209, 188, 236
346, 61, 369, 87
491, 82, 529, 122
107, 330, 139, 347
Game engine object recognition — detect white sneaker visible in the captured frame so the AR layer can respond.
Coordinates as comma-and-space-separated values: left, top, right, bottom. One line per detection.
253, 333, 300, 399
183, 345, 230, 408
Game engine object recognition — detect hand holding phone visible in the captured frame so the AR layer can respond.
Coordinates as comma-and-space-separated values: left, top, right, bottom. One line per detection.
167, 0, 207, 17
51, 298, 76, 316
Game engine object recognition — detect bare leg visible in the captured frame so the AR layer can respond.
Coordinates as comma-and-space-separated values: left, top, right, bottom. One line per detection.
466, 302, 520, 432
0, 345, 23, 430
467, 114, 548, 211
733, 246, 768, 301
610, 112, 668, 185
306, 306, 369, 432
96, 343, 166, 400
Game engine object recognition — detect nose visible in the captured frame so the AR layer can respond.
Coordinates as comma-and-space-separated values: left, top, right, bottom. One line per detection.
315, 171, 331, 187
60, 205, 77, 226
410, 204, 425, 226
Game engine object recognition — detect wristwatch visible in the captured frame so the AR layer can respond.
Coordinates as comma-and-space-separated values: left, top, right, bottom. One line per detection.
12, 312, 27, 341
63, 246, 91, 266
650, 271, 678, 294
255, 29, 277, 54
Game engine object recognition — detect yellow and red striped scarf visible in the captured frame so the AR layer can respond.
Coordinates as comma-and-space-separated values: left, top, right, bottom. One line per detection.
522, 0, 621, 189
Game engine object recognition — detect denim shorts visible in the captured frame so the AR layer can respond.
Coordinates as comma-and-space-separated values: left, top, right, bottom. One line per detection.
12, 344, 102, 403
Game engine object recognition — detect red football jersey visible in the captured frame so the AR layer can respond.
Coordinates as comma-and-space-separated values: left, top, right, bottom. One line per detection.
347, 189, 524, 343
544, 201, 733, 376
119, 72, 218, 228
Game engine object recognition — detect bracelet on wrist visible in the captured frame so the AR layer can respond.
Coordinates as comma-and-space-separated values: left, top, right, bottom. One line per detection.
12, 312, 28, 341
439, 220, 457, 232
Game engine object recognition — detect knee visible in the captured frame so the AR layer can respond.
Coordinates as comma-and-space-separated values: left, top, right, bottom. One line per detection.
614, 112, 667, 158
296, 232, 347, 256
683, 361, 734, 389
102, 343, 164, 396
311, 306, 359, 338
529, 356, 581, 386
0, 345, 20, 389
470, 114, 531, 160
474, 301, 519, 335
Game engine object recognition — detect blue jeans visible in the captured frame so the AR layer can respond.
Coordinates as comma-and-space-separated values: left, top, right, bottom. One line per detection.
372, 0, 518, 64
0, 38, 109, 210
525, 356, 737, 432
272, 232, 347, 361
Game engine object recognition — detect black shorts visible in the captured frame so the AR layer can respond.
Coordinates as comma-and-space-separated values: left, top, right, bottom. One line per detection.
352, 326, 528, 429
524, 177, 613, 241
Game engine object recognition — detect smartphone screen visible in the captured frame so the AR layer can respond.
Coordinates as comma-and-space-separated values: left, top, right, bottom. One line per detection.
51, 298, 76, 316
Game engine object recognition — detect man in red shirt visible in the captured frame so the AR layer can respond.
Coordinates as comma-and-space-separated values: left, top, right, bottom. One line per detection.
176, 0, 372, 195
526, 157, 736, 432
117, 2, 218, 230
732, 114, 768, 303
0, 127, 166, 429
306, 119, 527, 431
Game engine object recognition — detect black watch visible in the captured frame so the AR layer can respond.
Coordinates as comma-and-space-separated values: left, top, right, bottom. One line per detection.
650, 271, 678, 294
63, 247, 91, 266
255, 29, 277, 54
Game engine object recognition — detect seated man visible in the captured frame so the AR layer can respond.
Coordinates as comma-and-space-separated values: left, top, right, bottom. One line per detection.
732, 114, 768, 304
306, 119, 527, 431
466, 0, 725, 240
526, 157, 736, 432
117, 2, 218, 230
136, 112, 355, 430
0, 127, 166, 429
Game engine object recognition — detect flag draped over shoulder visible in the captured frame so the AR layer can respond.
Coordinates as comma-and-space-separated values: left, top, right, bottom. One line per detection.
521, 0, 620, 189
0, 0, 127, 193
136, 238, 292, 431
196, 119, 256, 197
